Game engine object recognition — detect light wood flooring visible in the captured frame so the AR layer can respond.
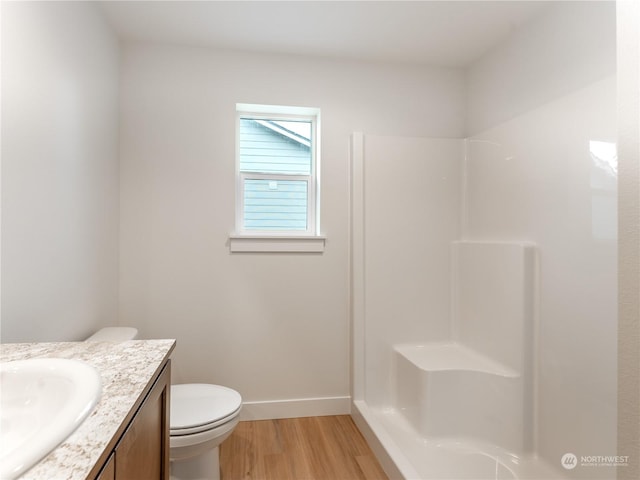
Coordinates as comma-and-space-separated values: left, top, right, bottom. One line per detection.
220, 415, 389, 480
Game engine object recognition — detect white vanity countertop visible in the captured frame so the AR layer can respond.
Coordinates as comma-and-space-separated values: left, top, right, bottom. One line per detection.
1, 339, 176, 479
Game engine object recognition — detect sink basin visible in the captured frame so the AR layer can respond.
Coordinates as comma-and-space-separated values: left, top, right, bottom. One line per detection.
0, 358, 102, 479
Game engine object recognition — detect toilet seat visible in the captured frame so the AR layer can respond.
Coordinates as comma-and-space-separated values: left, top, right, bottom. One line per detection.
170, 384, 242, 437
171, 405, 242, 436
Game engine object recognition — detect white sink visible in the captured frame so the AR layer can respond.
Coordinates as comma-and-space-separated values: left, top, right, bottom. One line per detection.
0, 358, 102, 479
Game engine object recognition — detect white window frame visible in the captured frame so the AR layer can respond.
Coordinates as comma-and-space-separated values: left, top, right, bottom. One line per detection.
230, 104, 325, 253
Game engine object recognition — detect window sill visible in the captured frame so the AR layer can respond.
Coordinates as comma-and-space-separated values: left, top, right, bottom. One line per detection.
229, 235, 326, 253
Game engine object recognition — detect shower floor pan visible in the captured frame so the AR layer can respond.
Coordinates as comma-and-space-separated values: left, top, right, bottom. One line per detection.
353, 400, 563, 480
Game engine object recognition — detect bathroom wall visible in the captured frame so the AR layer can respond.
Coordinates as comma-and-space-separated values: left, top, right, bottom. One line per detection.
1, 2, 120, 342
466, 1, 616, 137
117, 41, 464, 413
617, 2, 640, 478
466, 2, 617, 477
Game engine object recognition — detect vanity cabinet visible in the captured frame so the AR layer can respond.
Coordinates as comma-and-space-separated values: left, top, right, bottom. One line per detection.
92, 360, 171, 480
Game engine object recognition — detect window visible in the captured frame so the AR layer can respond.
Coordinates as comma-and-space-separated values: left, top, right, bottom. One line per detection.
230, 104, 324, 252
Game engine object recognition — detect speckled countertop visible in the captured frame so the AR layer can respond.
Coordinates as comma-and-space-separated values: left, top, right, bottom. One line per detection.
1, 339, 176, 479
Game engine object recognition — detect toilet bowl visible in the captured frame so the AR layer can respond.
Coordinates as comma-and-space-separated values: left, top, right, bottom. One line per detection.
86, 328, 242, 480
170, 384, 242, 480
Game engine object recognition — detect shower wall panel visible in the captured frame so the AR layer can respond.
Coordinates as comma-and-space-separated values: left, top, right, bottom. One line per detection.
466, 76, 617, 478
361, 135, 463, 408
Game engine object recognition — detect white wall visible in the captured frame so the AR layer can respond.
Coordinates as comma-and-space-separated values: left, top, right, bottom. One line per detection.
466, 1, 616, 137
1, 2, 120, 342
617, 1, 640, 478
466, 2, 617, 477
118, 42, 465, 411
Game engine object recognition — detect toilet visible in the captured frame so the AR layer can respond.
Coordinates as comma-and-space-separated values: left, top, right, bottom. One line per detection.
86, 327, 242, 480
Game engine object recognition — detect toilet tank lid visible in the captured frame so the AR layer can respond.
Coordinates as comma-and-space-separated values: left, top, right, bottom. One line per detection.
86, 327, 139, 342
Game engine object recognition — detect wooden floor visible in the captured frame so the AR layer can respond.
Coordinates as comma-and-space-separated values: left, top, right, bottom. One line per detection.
220, 415, 388, 480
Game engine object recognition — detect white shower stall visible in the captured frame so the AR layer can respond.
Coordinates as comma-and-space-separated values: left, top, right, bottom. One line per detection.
349, 5, 617, 478
351, 122, 616, 479
350, 135, 556, 479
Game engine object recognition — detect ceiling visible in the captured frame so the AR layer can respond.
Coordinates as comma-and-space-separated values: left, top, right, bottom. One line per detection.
99, 1, 551, 68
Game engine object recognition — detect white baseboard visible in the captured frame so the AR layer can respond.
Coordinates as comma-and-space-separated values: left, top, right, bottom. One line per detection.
239, 396, 351, 421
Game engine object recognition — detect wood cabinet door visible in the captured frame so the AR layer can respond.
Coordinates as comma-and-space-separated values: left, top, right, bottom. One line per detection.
95, 453, 115, 480
114, 361, 171, 480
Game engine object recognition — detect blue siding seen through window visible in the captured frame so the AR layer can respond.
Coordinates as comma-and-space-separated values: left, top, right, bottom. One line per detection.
239, 119, 311, 175
239, 117, 313, 231
243, 179, 308, 230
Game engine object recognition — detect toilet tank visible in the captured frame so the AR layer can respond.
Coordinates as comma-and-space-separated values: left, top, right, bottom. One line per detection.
85, 327, 139, 342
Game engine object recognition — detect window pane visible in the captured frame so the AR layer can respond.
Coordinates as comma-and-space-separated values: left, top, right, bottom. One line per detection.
243, 179, 308, 230
239, 118, 311, 175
